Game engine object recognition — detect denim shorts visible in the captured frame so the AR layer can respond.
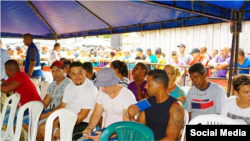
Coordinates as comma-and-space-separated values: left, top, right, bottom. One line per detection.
23, 108, 52, 126
3, 107, 29, 126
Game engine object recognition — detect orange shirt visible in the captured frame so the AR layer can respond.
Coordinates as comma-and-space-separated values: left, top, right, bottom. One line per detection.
189, 55, 210, 77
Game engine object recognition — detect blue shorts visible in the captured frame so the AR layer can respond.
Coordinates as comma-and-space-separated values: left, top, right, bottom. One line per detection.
3, 107, 29, 126
23, 108, 52, 126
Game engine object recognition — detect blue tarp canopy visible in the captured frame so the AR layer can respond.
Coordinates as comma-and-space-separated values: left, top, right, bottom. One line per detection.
1, 0, 250, 40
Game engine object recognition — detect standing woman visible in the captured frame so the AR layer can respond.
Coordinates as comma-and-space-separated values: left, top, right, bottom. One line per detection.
164, 64, 186, 107
110, 60, 130, 87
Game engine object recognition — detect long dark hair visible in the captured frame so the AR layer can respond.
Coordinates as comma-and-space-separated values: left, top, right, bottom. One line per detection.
111, 60, 128, 78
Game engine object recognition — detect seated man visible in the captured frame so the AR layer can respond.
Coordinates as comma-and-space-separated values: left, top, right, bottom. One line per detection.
23, 61, 71, 130
185, 63, 227, 120
39, 61, 71, 115
189, 48, 210, 77
83, 62, 96, 84
83, 68, 136, 141
128, 63, 149, 101
128, 69, 184, 140
1, 60, 42, 127
189, 48, 209, 66
208, 46, 231, 78
221, 74, 250, 124
37, 62, 98, 140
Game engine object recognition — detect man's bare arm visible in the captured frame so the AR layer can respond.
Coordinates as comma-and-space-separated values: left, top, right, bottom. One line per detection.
76, 109, 91, 125
87, 103, 104, 130
42, 94, 52, 110
208, 58, 217, 67
28, 61, 36, 77
1, 81, 20, 93
160, 102, 184, 141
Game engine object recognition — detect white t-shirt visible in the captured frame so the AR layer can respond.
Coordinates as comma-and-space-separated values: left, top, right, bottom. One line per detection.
221, 96, 250, 125
96, 87, 136, 128
49, 50, 60, 65
185, 82, 227, 120
62, 78, 98, 123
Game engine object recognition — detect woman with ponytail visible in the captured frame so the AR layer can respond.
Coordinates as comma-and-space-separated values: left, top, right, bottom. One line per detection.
164, 64, 186, 107
111, 60, 130, 87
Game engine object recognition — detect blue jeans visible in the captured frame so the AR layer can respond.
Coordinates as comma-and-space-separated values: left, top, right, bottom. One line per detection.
3, 107, 29, 126
23, 108, 52, 125
80, 129, 118, 141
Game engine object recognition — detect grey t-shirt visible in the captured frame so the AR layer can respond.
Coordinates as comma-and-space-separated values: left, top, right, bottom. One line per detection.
46, 77, 71, 109
185, 82, 227, 120
179, 54, 193, 65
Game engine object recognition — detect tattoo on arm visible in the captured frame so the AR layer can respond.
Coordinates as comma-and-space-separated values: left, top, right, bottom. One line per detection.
169, 108, 184, 130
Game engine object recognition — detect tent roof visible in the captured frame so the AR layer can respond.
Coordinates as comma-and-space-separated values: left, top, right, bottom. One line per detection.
1, 0, 250, 40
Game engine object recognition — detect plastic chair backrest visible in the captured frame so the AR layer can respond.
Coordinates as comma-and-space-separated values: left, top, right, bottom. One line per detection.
0, 94, 20, 141
43, 71, 53, 84
31, 78, 39, 86
35, 81, 50, 100
99, 121, 154, 141
181, 110, 189, 141
188, 114, 240, 125
45, 109, 77, 141
182, 87, 190, 94
13, 101, 43, 141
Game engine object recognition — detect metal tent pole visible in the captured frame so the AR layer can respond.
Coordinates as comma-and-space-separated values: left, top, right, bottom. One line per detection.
234, 33, 240, 77
227, 32, 236, 97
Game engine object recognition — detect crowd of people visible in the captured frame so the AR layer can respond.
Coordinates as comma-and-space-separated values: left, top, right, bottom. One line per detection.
1, 34, 250, 141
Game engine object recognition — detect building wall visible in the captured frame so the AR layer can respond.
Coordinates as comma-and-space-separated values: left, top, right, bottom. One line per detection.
139, 21, 250, 63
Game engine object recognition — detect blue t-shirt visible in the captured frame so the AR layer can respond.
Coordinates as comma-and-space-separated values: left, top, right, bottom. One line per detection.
124, 55, 135, 70
233, 57, 250, 74
149, 54, 158, 63
170, 85, 186, 108
91, 55, 100, 67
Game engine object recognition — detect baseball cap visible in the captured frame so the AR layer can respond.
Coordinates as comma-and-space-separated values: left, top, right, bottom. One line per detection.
189, 48, 201, 54
15, 46, 21, 50
136, 47, 143, 52
50, 61, 63, 69
110, 50, 116, 56
95, 68, 120, 87
177, 43, 186, 48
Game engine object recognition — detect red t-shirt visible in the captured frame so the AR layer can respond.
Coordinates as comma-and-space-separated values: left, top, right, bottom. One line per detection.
189, 55, 210, 77
6, 72, 42, 107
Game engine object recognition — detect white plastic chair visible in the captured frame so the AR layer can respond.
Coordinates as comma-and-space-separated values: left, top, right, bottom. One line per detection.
188, 114, 240, 125
43, 71, 53, 84
35, 81, 50, 100
181, 110, 189, 141
0, 94, 20, 141
45, 109, 77, 141
182, 87, 191, 94
31, 78, 40, 87
13, 101, 43, 141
